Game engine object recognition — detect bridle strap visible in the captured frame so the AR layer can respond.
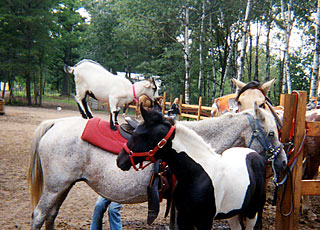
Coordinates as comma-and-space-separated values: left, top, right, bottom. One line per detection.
123, 126, 175, 171
247, 113, 281, 162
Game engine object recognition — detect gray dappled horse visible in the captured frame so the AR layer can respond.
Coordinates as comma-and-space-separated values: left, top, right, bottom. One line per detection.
28, 105, 286, 229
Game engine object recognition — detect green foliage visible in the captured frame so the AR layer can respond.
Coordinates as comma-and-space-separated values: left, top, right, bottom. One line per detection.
0, 0, 318, 105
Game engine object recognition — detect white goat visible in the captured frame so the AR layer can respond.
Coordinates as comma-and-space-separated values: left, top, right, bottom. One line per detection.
64, 59, 158, 130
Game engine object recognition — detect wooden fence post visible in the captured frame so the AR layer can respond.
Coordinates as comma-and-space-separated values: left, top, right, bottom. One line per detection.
162, 92, 167, 114
179, 94, 183, 120
275, 91, 307, 230
197, 97, 202, 121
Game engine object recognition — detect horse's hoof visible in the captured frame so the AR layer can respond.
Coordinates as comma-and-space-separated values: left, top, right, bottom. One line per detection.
110, 125, 117, 131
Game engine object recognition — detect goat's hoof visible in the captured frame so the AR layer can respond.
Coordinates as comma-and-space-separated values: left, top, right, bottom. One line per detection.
110, 125, 117, 131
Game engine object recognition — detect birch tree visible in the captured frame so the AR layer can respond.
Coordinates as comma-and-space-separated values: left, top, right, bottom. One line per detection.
281, 0, 293, 94
209, 15, 218, 101
184, 5, 191, 104
310, 0, 320, 99
265, 13, 272, 84
198, 0, 205, 96
237, 0, 252, 82
254, 22, 261, 81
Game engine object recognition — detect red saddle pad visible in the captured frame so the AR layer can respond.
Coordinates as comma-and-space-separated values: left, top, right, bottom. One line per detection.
81, 117, 127, 154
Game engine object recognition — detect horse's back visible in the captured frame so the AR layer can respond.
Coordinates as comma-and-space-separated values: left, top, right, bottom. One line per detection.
213, 147, 265, 216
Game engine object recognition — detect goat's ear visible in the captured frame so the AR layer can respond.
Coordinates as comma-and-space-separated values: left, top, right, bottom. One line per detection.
260, 79, 275, 94
143, 80, 151, 88
232, 78, 246, 90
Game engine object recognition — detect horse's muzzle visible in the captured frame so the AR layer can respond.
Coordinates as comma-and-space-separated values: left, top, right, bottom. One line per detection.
116, 150, 131, 171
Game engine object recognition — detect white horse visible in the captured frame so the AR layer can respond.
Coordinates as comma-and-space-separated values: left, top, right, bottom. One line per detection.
28, 105, 287, 229
64, 59, 158, 130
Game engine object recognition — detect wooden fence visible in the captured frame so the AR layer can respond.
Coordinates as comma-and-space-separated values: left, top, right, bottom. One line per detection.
127, 92, 213, 120
276, 91, 320, 229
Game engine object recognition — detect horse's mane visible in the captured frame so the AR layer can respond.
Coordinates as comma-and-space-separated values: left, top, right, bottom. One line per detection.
173, 123, 218, 159
235, 80, 262, 102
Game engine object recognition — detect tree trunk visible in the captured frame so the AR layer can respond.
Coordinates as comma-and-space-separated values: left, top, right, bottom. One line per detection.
220, 33, 236, 97
248, 25, 252, 82
39, 61, 44, 105
281, 0, 293, 94
254, 22, 260, 81
209, 16, 217, 102
310, 0, 320, 99
237, 0, 251, 82
265, 21, 271, 83
26, 72, 32, 105
184, 6, 190, 104
198, 0, 205, 96
33, 72, 38, 105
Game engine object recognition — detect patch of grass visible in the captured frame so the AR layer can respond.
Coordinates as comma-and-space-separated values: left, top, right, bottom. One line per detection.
42, 95, 77, 107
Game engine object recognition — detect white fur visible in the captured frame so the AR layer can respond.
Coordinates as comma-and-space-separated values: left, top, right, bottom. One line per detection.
67, 59, 157, 115
172, 123, 254, 216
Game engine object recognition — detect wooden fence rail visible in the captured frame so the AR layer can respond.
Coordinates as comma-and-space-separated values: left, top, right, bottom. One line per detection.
127, 93, 213, 120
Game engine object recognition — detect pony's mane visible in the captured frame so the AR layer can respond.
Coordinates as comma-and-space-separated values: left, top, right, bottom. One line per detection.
172, 123, 218, 159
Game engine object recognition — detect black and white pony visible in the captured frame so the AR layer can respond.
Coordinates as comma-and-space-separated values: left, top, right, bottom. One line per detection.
117, 107, 267, 230
64, 59, 158, 130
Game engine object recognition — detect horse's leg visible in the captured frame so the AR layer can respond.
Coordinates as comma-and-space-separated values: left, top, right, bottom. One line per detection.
245, 214, 258, 230
45, 186, 73, 230
302, 154, 320, 220
32, 184, 73, 230
176, 212, 194, 230
227, 216, 242, 230
169, 205, 179, 230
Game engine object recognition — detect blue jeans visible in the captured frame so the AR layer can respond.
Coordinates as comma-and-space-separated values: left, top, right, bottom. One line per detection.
90, 196, 122, 230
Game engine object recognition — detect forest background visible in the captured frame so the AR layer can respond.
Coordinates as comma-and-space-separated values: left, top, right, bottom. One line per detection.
1, 0, 320, 107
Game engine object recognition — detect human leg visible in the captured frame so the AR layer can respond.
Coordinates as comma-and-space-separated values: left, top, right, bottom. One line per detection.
108, 202, 122, 230
90, 196, 111, 230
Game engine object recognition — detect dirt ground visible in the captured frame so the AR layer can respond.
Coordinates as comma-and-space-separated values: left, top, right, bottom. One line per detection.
0, 104, 319, 229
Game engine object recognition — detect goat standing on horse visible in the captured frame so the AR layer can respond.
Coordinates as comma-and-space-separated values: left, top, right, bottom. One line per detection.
64, 59, 158, 130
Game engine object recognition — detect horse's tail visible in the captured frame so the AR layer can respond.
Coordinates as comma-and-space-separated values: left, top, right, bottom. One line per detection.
28, 120, 55, 209
63, 64, 74, 74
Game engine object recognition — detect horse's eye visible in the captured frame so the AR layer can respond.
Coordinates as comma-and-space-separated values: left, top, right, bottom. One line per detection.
268, 131, 274, 137
259, 103, 265, 109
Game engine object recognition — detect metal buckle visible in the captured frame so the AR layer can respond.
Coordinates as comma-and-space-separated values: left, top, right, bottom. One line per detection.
158, 139, 167, 148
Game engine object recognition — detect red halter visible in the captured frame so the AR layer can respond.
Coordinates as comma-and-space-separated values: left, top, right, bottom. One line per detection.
122, 126, 175, 171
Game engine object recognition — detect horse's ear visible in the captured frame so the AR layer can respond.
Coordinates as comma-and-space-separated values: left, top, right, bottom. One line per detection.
153, 100, 162, 113
260, 79, 275, 93
141, 104, 150, 123
232, 78, 246, 90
